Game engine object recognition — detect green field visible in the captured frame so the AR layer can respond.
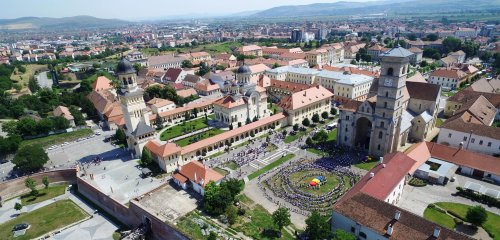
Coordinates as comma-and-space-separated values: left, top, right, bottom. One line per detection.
0, 200, 88, 240
354, 159, 379, 171
20, 129, 93, 149
268, 103, 281, 114
223, 161, 239, 170
214, 167, 229, 176
20, 185, 67, 206
248, 153, 295, 180
10, 64, 49, 88
424, 202, 500, 239
175, 128, 226, 147
289, 171, 340, 195
159, 116, 211, 141
234, 195, 295, 240
327, 129, 337, 141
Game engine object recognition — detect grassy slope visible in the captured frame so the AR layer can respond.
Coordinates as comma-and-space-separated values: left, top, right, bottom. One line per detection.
20, 185, 67, 206
20, 129, 93, 149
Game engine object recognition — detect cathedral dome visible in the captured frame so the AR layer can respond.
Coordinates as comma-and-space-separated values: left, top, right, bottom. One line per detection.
237, 64, 251, 74
117, 58, 136, 74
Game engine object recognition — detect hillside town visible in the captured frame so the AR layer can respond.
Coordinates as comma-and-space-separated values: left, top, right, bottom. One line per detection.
0, 1, 500, 240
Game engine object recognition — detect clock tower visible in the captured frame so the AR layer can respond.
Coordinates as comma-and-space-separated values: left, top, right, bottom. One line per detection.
372, 46, 414, 155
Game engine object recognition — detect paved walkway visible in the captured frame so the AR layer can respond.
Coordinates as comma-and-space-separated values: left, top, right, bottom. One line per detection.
0, 187, 118, 240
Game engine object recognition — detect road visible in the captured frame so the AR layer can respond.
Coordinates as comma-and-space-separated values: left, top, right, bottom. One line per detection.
37, 71, 53, 89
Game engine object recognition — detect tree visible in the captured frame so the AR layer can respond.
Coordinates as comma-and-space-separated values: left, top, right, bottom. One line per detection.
466, 205, 488, 227
312, 113, 320, 123
426, 33, 439, 41
225, 205, 238, 225
355, 53, 361, 62
14, 202, 22, 211
293, 124, 299, 131
25, 177, 38, 196
52, 116, 70, 130
302, 118, 310, 127
203, 181, 233, 216
0, 135, 22, 156
423, 48, 441, 60
321, 111, 329, 120
181, 60, 193, 68
305, 211, 332, 240
141, 148, 154, 167
16, 118, 38, 136
13, 146, 49, 172
207, 232, 217, 240
330, 108, 337, 116
420, 60, 428, 68
306, 137, 313, 146
443, 37, 462, 54
42, 176, 49, 189
313, 130, 328, 143
407, 33, 417, 41
333, 229, 356, 240
155, 114, 163, 129
115, 128, 126, 145
220, 178, 244, 198
246, 117, 251, 125
1, 120, 19, 136
37, 118, 54, 135
272, 207, 291, 232
69, 106, 85, 126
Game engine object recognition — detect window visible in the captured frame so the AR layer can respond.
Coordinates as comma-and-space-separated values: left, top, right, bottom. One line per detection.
384, 102, 388, 108
380, 122, 385, 128
377, 144, 381, 150
463, 136, 467, 141
479, 140, 483, 145
351, 227, 355, 233
471, 138, 475, 143
448, 133, 452, 138
346, 116, 349, 120
387, 67, 394, 76
359, 232, 367, 239
379, 131, 383, 139
487, 142, 492, 147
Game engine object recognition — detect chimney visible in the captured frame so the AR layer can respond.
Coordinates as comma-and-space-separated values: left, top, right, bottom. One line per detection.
382, 164, 386, 168
387, 224, 393, 236
433, 227, 441, 238
395, 210, 401, 220
369, 172, 375, 178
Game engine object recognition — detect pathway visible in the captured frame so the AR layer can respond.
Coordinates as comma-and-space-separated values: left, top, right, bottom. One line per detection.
37, 71, 53, 89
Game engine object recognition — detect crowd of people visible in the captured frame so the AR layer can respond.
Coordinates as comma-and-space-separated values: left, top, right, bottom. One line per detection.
257, 147, 363, 216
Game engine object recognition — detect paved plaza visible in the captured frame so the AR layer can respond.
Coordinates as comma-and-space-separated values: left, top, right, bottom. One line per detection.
79, 158, 164, 204
136, 184, 199, 222
397, 174, 500, 216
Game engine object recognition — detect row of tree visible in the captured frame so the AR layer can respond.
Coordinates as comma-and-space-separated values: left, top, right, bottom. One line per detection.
144, 84, 199, 106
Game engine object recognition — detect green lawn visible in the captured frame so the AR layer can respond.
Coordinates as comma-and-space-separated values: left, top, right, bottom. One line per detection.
284, 128, 311, 144
0, 200, 88, 240
175, 128, 226, 147
20, 129, 93, 149
176, 212, 205, 240
434, 202, 500, 239
159, 117, 212, 141
214, 167, 229, 176
234, 195, 295, 240
306, 148, 328, 156
20, 185, 67, 206
248, 154, 295, 180
423, 207, 456, 229
436, 118, 444, 128
354, 159, 379, 171
268, 103, 281, 114
327, 129, 337, 141
288, 171, 340, 195
223, 161, 239, 170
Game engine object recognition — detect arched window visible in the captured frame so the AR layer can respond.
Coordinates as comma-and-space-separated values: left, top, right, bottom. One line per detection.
379, 131, 383, 139
128, 77, 133, 84
380, 121, 385, 128
385, 92, 389, 97
387, 67, 394, 76
384, 102, 388, 108
359, 232, 367, 239
122, 79, 127, 86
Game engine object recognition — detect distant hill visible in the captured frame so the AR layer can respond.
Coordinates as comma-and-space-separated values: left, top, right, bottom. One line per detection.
0, 16, 129, 30
252, 0, 500, 18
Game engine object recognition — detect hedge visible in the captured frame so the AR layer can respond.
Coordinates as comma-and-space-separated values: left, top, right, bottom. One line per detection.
447, 210, 466, 221
456, 187, 500, 208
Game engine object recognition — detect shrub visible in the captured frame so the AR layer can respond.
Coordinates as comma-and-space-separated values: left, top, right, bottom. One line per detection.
453, 218, 464, 225
237, 208, 246, 216
409, 177, 427, 187
447, 210, 466, 221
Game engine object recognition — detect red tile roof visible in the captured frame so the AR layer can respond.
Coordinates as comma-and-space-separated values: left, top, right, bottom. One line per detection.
181, 113, 286, 155
145, 140, 182, 157
425, 142, 500, 175
178, 160, 224, 187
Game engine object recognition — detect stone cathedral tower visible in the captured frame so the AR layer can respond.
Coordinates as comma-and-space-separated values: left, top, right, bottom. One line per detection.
117, 58, 156, 157
373, 46, 414, 155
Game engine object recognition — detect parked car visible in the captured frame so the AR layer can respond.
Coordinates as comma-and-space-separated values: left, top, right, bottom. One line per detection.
12, 223, 30, 231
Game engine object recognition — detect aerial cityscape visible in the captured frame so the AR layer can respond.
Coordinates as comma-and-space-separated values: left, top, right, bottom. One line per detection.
0, 0, 500, 239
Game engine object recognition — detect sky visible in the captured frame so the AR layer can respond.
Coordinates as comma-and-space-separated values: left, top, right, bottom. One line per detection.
1, 0, 374, 20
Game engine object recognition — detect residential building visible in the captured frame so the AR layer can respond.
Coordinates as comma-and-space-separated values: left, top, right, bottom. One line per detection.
278, 85, 333, 126
148, 54, 186, 70
53, 106, 75, 127
428, 68, 467, 90
172, 160, 224, 196
146, 98, 176, 114
407, 47, 423, 65
126, 51, 148, 67
367, 44, 389, 62
237, 45, 263, 57
317, 71, 374, 102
